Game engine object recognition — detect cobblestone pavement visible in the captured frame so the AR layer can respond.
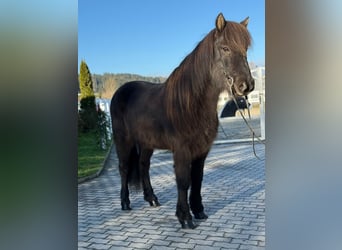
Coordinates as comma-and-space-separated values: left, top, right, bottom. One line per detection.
217, 116, 261, 141
78, 140, 265, 250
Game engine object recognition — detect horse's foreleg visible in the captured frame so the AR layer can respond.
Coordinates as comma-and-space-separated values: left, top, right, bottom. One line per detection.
190, 153, 209, 220
174, 152, 196, 229
139, 149, 160, 207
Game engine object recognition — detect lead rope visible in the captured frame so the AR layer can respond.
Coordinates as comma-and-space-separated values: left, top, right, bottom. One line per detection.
223, 75, 265, 161
231, 94, 265, 161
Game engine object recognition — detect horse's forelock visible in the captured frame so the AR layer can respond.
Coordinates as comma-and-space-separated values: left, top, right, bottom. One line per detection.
222, 21, 252, 55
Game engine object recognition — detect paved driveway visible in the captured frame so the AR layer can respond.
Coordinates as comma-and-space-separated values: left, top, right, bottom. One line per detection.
78, 142, 265, 249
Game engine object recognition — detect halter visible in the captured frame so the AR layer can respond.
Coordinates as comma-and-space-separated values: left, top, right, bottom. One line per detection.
222, 72, 265, 160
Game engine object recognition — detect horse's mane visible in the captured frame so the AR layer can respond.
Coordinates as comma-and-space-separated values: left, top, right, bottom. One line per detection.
164, 20, 251, 131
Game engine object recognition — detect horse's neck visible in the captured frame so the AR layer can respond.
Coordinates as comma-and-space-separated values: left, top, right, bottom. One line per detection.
199, 84, 221, 117
162, 78, 221, 126
176, 79, 221, 120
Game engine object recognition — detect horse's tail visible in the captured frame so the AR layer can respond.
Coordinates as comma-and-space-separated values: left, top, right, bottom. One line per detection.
127, 145, 141, 190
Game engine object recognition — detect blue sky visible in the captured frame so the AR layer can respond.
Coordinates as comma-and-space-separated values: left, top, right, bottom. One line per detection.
78, 0, 264, 76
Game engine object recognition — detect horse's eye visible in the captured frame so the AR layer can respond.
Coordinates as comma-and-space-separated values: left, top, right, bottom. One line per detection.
222, 46, 230, 53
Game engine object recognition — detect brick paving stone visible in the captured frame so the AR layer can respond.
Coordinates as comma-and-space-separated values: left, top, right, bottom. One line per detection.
150, 246, 176, 250
128, 242, 150, 249
231, 238, 259, 245
88, 228, 106, 234
169, 242, 195, 249
124, 227, 143, 233
234, 225, 259, 232
185, 233, 208, 240
88, 233, 108, 239
199, 230, 225, 237
108, 247, 130, 250
165, 236, 189, 243
188, 239, 214, 246
105, 230, 126, 236
258, 240, 265, 247
78, 242, 90, 248
88, 238, 109, 244
206, 236, 230, 242
107, 235, 128, 241
78, 231, 90, 237
213, 241, 237, 248
78, 142, 265, 250
227, 233, 250, 239
239, 246, 265, 250
242, 230, 265, 236
129, 237, 149, 243
88, 243, 110, 249
78, 236, 91, 242
161, 231, 185, 237
107, 240, 130, 247
194, 246, 222, 250
249, 235, 265, 242
144, 234, 166, 240
148, 239, 171, 246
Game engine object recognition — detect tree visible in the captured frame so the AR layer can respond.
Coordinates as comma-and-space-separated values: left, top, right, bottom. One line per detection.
79, 60, 97, 131
79, 60, 95, 99
100, 76, 118, 99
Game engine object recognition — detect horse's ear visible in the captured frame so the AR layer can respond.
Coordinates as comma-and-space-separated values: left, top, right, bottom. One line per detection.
240, 17, 249, 27
216, 13, 226, 32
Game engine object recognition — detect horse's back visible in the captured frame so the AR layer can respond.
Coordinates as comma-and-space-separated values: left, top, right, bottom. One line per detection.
111, 81, 158, 115
110, 80, 165, 131
111, 81, 142, 112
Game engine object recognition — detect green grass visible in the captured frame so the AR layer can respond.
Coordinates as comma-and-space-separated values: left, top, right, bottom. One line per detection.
78, 131, 109, 179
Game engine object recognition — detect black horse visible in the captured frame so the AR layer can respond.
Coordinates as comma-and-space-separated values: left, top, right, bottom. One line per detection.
110, 13, 254, 229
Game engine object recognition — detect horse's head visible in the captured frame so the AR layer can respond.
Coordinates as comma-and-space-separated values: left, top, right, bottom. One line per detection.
212, 13, 255, 97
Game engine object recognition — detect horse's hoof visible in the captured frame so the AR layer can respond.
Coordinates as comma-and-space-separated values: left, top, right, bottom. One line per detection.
194, 211, 208, 220
180, 220, 197, 229
121, 203, 132, 210
149, 200, 161, 207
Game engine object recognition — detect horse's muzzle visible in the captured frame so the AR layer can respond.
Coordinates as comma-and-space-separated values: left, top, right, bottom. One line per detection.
235, 78, 255, 96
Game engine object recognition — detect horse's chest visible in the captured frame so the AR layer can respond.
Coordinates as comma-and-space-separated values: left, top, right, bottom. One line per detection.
186, 122, 218, 155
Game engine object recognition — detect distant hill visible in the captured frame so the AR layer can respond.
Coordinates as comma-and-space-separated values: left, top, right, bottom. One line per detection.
79, 63, 263, 98
91, 73, 167, 94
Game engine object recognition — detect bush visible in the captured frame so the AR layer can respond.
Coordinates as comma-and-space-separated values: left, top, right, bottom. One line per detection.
79, 96, 97, 132
78, 103, 111, 149
95, 107, 111, 150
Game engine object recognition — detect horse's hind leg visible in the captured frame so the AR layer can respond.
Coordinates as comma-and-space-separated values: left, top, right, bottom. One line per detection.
139, 148, 160, 207
190, 152, 209, 220
115, 138, 134, 210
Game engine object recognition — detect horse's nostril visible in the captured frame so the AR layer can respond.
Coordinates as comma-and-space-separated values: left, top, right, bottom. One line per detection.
239, 82, 248, 92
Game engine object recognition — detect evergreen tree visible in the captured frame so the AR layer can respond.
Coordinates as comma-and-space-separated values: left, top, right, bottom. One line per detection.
79, 60, 97, 131
79, 60, 95, 99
